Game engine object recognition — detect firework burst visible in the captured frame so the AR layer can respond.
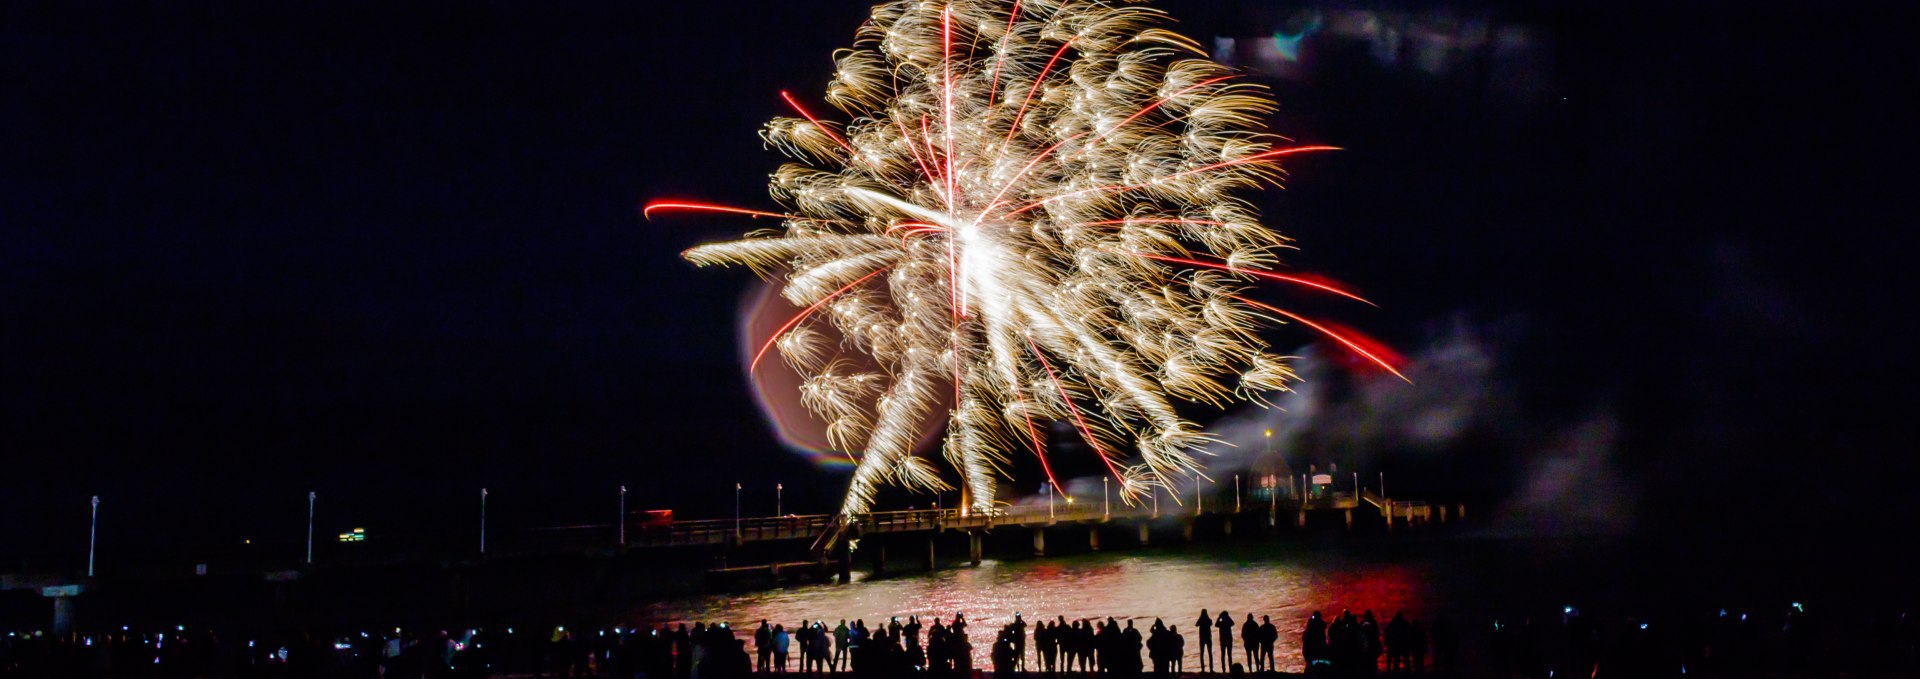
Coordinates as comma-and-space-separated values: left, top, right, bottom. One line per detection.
648, 0, 1400, 516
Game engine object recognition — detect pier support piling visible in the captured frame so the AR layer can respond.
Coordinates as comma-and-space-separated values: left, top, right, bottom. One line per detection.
1089, 526, 1101, 551
51, 596, 74, 635
968, 532, 982, 566
1033, 528, 1046, 557
1137, 522, 1150, 547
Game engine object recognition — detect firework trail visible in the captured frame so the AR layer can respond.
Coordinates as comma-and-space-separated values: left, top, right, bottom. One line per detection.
648, 0, 1399, 516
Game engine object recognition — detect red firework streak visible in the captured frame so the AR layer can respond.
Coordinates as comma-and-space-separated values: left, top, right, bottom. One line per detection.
746, 266, 894, 375
1025, 335, 1126, 485
1234, 296, 1409, 382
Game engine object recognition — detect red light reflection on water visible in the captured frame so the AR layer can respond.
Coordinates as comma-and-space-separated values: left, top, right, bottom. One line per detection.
629, 548, 1434, 673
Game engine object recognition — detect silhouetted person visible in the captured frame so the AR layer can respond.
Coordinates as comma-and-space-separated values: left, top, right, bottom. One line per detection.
756, 621, 772, 673
1383, 613, 1407, 673
1241, 614, 1259, 669
1124, 620, 1144, 675
675, 624, 694, 679
993, 630, 1015, 675
812, 623, 831, 672
1197, 610, 1214, 672
1216, 611, 1235, 672
1044, 619, 1058, 672
1303, 611, 1328, 673
833, 621, 849, 671
1012, 613, 1028, 671
1259, 615, 1277, 672
1329, 611, 1356, 676
795, 621, 812, 673
771, 625, 789, 672
1171, 625, 1185, 673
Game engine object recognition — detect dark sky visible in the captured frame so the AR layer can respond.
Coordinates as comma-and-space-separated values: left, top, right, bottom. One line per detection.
3, 0, 1914, 566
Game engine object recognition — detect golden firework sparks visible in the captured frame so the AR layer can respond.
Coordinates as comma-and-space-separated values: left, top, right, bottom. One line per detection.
649, 0, 1397, 516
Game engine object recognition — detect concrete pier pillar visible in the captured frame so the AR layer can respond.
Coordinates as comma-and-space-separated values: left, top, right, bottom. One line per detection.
1089, 526, 1101, 551
1137, 522, 1150, 546
1223, 518, 1234, 537
871, 544, 888, 576
1033, 528, 1046, 556
1439, 505, 1449, 523
1181, 520, 1195, 542
1343, 509, 1353, 530
51, 597, 74, 635
924, 537, 937, 571
1296, 511, 1307, 528
837, 550, 853, 584
1456, 504, 1467, 522
969, 532, 983, 566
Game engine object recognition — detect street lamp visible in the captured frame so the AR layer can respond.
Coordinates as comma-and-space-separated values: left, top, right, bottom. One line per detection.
618, 485, 627, 547
1046, 484, 1055, 520
1264, 428, 1274, 498
306, 491, 316, 565
733, 483, 742, 537
776, 483, 783, 518
479, 488, 489, 555
87, 496, 99, 578
1235, 474, 1242, 513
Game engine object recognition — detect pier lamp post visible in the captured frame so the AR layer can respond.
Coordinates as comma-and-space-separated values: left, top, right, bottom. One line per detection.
88, 496, 99, 578
479, 488, 488, 556
619, 485, 627, 547
1379, 472, 1385, 500
1235, 474, 1242, 513
1103, 477, 1110, 518
777, 483, 783, 518
734, 483, 742, 538
306, 491, 316, 565
1047, 484, 1055, 520
1196, 479, 1203, 515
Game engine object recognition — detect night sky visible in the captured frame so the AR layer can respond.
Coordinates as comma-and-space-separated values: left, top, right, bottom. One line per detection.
3, 0, 1914, 567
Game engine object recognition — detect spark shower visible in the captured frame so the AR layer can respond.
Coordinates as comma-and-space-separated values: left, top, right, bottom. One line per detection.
646, 0, 1399, 517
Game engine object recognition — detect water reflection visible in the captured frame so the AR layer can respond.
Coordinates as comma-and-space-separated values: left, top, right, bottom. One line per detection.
633, 545, 1432, 673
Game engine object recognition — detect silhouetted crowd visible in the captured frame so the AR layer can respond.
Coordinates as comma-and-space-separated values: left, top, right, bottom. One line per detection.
1289, 609, 1448, 677
3, 603, 1915, 677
